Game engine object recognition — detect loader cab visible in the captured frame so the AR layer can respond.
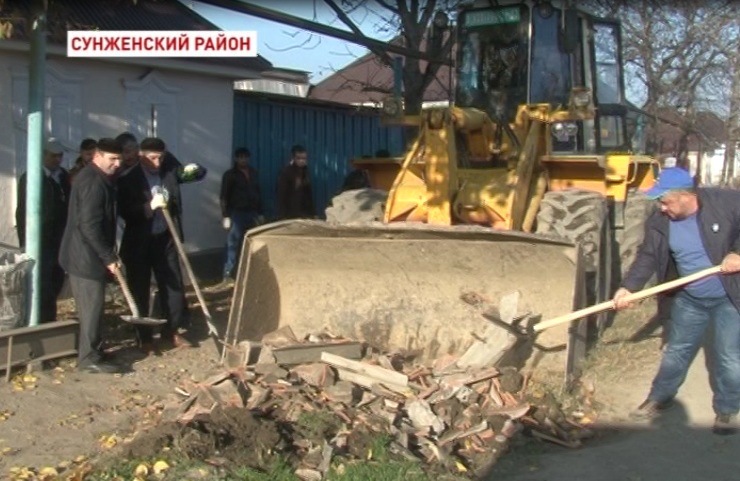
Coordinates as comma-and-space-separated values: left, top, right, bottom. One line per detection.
454, 1, 631, 155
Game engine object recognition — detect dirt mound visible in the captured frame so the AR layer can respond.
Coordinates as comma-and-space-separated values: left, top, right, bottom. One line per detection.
122, 406, 290, 470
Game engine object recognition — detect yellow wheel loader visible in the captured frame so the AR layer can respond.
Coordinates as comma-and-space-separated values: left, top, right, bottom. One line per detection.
224, 1, 660, 378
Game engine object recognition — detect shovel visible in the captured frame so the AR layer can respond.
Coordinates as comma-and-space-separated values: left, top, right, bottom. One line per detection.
533, 265, 723, 334
157, 204, 221, 349
113, 268, 167, 326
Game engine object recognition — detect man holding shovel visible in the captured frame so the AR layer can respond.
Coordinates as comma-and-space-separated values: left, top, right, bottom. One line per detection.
59, 138, 122, 374
117, 137, 206, 353
613, 167, 740, 435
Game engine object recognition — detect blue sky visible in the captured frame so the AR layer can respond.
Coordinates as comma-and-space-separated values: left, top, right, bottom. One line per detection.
183, 0, 397, 83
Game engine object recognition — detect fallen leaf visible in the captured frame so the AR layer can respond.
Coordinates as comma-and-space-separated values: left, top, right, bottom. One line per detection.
22, 374, 37, 384
455, 461, 468, 472
74, 455, 87, 463
152, 460, 170, 474
52, 379, 63, 385
99, 435, 119, 449
39, 467, 59, 480
134, 463, 149, 476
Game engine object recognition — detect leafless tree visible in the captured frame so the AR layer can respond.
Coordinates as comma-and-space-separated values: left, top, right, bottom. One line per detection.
586, 0, 737, 162
276, 0, 459, 116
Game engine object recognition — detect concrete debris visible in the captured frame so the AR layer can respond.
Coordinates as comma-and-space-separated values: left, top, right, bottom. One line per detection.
162, 325, 593, 479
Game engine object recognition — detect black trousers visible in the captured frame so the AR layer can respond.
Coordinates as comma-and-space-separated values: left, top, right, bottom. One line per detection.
40, 241, 65, 323
69, 274, 105, 366
122, 231, 188, 343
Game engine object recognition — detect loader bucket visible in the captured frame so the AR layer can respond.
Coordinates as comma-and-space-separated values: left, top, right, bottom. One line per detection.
224, 220, 585, 372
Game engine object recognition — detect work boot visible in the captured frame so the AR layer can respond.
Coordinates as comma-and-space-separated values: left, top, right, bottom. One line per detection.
629, 398, 674, 420
713, 414, 738, 435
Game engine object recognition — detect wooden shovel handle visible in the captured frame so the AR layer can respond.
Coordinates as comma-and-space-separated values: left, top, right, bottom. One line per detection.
113, 268, 141, 318
160, 207, 212, 320
533, 265, 723, 333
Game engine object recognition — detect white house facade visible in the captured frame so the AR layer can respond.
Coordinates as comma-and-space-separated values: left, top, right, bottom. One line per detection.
0, 40, 267, 254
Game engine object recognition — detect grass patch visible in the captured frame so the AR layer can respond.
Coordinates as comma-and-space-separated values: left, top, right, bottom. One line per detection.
295, 410, 342, 439
327, 460, 431, 481
81, 434, 464, 481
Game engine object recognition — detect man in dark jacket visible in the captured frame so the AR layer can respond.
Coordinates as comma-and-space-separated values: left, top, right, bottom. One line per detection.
276, 144, 315, 220
117, 137, 206, 353
219, 147, 263, 281
613, 167, 740, 435
58, 138, 122, 374
16, 138, 71, 324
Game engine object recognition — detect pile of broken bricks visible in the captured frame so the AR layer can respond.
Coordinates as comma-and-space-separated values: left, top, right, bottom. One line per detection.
161, 319, 595, 479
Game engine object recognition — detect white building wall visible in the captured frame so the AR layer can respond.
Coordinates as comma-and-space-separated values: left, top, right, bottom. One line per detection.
0, 51, 235, 252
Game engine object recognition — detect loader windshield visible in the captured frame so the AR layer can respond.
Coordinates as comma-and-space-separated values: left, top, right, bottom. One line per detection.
456, 5, 529, 122
530, 7, 572, 106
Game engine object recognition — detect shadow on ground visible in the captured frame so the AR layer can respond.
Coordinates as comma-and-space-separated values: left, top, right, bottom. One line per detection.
484, 400, 738, 481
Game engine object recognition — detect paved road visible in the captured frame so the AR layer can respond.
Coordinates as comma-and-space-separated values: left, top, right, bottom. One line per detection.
486, 350, 739, 481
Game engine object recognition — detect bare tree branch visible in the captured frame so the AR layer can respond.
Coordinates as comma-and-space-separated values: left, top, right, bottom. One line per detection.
322, 0, 393, 66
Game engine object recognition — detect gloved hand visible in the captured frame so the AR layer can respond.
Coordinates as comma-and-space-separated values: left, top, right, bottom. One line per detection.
178, 163, 207, 182
222, 217, 232, 230
150, 193, 167, 211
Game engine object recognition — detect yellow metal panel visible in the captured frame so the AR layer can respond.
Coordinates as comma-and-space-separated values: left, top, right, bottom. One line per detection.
424, 119, 454, 225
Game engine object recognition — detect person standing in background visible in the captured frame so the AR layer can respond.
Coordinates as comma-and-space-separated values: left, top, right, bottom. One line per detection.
69, 138, 97, 183
115, 132, 140, 179
276, 144, 314, 220
220, 147, 263, 282
16, 138, 71, 323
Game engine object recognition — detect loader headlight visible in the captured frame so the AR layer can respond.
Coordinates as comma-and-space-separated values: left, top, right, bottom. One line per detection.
552, 122, 578, 142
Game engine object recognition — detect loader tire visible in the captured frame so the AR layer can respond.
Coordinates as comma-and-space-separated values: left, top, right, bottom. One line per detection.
616, 191, 655, 278
535, 189, 614, 343
325, 188, 388, 224
534, 189, 607, 273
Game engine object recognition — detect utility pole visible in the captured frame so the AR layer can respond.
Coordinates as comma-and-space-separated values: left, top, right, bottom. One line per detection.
25, 0, 47, 327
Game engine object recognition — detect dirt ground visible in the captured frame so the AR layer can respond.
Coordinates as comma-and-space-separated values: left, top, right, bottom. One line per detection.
0, 281, 234, 475
1, 288, 738, 481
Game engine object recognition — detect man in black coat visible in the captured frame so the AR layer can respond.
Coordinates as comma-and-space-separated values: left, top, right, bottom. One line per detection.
58, 138, 122, 374
117, 137, 206, 352
614, 168, 740, 435
16, 138, 71, 324
276, 144, 315, 220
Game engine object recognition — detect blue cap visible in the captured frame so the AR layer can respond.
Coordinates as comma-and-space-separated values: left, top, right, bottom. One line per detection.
644, 167, 694, 199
